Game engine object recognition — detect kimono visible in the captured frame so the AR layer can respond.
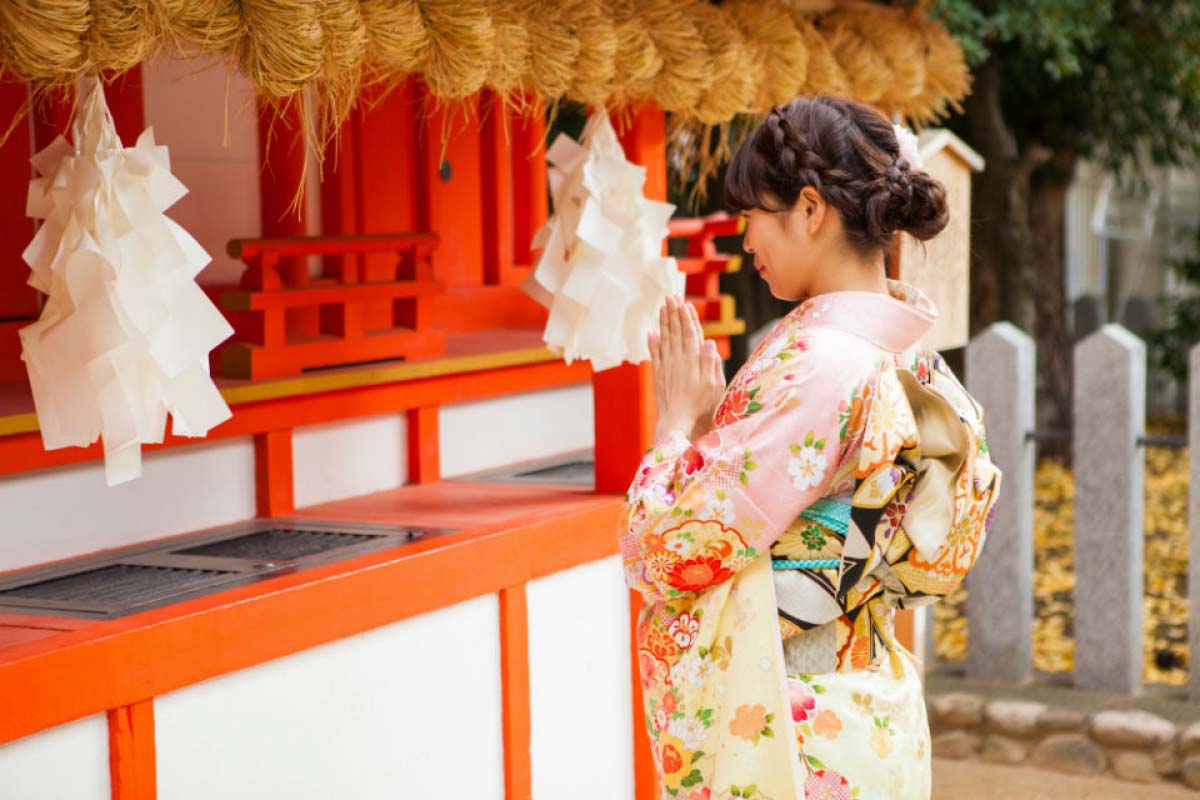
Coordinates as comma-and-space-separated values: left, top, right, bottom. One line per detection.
619, 278, 1002, 800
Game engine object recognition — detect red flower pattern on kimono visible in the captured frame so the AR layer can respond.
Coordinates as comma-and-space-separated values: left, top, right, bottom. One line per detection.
714, 387, 749, 426
680, 444, 705, 477
667, 612, 701, 650
789, 680, 818, 723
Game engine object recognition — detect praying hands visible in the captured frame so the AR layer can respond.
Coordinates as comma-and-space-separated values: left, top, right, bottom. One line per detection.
647, 295, 725, 443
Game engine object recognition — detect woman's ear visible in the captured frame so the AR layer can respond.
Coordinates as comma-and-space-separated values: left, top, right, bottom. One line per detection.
797, 186, 827, 236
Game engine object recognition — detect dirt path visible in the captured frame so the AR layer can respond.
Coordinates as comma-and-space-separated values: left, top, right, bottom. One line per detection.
933, 758, 1200, 798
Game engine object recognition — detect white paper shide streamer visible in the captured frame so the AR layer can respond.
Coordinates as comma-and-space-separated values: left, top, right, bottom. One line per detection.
20, 82, 234, 486
521, 111, 685, 371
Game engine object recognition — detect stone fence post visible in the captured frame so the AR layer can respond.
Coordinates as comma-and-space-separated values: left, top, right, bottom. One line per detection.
964, 322, 1035, 683
1073, 324, 1145, 694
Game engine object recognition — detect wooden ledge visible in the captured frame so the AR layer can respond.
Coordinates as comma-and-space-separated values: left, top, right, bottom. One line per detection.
0, 480, 626, 745
0, 320, 744, 439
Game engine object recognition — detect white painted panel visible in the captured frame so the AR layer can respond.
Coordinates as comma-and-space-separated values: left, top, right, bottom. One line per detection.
156, 594, 504, 800
439, 384, 594, 478
167, 159, 261, 285
0, 438, 256, 574
140, 53, 260, 286
527, 555, 634, 800
293, 413, 408, 508
0, 714, 109, 799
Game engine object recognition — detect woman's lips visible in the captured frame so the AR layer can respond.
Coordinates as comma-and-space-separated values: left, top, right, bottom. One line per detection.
755, 263, 766, 275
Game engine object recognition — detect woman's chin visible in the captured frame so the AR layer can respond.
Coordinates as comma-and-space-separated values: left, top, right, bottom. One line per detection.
764, 282, 796, 302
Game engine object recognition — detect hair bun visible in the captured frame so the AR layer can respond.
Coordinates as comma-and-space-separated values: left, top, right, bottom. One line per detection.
897, 168, 949, 241
866, 162, 948, 243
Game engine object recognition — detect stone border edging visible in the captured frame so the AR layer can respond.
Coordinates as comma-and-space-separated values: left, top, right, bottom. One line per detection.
930, 691, 1200, 789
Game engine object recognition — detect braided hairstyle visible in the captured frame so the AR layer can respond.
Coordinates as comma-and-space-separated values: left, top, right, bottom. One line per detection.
724, 96, 949, 253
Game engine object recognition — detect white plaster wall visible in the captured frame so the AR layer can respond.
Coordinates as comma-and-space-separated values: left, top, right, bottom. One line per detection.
439, 384, 594, 478
141, 54, 261, 286
293, 413, 408, 508
0, 713, 109, 799
155, 594, 504, 800
526, 555, 634, 800
142, 55, 322, 286
0, 437, 256, 574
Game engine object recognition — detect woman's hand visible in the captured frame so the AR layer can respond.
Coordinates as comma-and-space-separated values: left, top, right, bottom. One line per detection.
648, 296, 725, 442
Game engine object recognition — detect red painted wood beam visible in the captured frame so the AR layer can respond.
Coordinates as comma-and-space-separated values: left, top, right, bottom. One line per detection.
254, 429, 295, 517
0, 359, 591, 477
107, 700, 157, 800
481, 92, 516, 286
0, 76, 37, 382
405, 406, 441, 484
593, 104, 667, 495
0, 495, 622, 745
257, 98, 317, 338
499, 584, 533, 800
511, 98, 547, 268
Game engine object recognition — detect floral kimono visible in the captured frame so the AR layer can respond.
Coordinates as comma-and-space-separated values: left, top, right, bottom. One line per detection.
619, 278, 1001, 800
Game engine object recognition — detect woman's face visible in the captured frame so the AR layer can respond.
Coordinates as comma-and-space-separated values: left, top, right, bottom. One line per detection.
739, 187, 828, 302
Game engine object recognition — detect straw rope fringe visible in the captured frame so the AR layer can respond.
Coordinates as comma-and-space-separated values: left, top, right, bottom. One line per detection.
0, 0, 970, 200
0, 0, 968, 121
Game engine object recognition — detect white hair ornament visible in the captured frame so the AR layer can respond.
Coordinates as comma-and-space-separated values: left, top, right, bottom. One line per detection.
892, 123, 923, 171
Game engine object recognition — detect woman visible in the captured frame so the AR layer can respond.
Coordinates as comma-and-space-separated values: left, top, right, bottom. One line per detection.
619, 96, 1002, 800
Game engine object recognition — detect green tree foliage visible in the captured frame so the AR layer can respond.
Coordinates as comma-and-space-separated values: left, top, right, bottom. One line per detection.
925, 0, 1200, 175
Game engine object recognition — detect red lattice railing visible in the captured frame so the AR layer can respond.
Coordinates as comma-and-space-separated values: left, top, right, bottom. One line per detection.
667, 212, 744, 324
219, 233, 446, 380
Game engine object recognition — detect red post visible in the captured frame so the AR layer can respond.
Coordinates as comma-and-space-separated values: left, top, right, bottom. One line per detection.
405, 406, 441, 484
597, 103, 668, 800
418, 90, 485, 286
0, 78, 37, 379
480, 92, 515, 285
257, 98, 316, 338
512, 98, 547, 268
107, 700, 157, 800
106, 66, 145, 147
498, 584, 533, 800
593, 104, 667, 495
254, 430, 295, 517
320, 109, 363, 283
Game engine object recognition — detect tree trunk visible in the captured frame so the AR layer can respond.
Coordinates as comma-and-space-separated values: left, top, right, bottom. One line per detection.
1030, 151, 1077, 462
962, 56, 1047, 338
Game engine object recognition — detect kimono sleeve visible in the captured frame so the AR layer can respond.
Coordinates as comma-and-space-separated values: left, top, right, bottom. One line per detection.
618, 353, 860, 602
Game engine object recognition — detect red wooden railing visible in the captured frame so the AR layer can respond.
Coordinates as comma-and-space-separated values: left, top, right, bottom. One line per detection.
219, 233, 447, 379
667, 211, 745, 324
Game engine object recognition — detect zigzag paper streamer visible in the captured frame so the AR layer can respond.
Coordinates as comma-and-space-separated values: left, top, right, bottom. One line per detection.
521, 110, 685, 371
20, 82, 234, 485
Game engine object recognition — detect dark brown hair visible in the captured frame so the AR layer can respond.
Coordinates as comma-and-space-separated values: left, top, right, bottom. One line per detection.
724, 95, 949, 253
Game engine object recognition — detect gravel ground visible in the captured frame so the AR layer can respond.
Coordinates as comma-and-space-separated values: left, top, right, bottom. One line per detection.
933, 757, 1200, 798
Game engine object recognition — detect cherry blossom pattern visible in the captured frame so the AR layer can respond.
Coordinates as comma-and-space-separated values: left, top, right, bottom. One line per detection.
729, 703, 774, 743
789, 679, 817, 724
787, 430, 829, 490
